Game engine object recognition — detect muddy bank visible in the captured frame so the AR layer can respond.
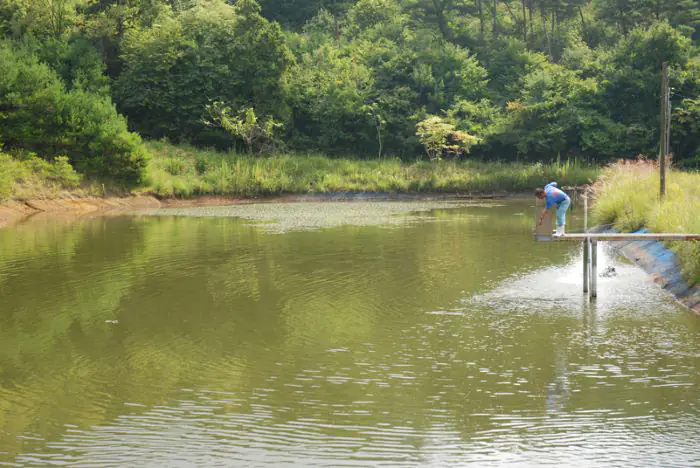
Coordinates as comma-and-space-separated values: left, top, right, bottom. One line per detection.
0, 201, 40, 228
605, 228, 700, 316
0, 196, 162, 228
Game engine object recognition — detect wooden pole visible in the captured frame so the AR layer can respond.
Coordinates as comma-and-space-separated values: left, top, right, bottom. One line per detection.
667, 94, 672, 149
660, 62, 668, 199
582, 195, 589, 295
590, 239, 597, 298
583, 237, 589, 294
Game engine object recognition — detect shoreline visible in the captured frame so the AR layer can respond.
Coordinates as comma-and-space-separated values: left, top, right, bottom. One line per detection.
3, 192, 697, 315
0, 191, 521, 228
0, 196, 161, 229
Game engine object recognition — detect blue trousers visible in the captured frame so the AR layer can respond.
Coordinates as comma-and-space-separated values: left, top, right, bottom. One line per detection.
556, 199, 571, 227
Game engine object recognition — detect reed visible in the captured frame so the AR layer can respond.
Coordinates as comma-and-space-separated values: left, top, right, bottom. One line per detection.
592, 159, 700, 283
143, 141, 599, 198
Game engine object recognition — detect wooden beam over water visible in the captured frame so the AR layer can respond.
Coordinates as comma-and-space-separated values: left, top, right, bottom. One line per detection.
552, 233, 700, 242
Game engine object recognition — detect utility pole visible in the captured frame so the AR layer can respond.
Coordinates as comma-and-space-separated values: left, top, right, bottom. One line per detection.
659, 62, 669, 199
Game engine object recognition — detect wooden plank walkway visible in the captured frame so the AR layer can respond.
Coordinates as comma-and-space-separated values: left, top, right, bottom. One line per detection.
539, 232, 700, 299
553, 233, 700, 241
531, 196, 699, 299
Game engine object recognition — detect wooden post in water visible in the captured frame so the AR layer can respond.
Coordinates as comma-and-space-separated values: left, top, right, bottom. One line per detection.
583, 237, 589, 294
583, 194, 590, 295
590, 239, 598, 298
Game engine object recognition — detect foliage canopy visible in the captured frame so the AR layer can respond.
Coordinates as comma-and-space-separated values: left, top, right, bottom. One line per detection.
0, 0, 699, 181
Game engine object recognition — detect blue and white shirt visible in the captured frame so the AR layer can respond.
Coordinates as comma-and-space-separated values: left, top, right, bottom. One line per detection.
544, 182, 570, 209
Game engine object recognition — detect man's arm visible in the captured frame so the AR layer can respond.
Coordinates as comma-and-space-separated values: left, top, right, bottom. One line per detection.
537, 207, 549, 225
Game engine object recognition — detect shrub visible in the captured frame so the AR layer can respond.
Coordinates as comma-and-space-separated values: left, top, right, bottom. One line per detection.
0, 152, 15, 199
45, 156, 82, 188
0, 151, 83, 200
60, 89, 148, 183
415, 116, 478, 161
205, 104, 283, 154
0, 42, 148, 184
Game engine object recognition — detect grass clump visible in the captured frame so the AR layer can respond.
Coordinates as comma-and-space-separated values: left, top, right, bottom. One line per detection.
592, 159, 700, 283
142, 140, 599, 198
0, 152, 86, 201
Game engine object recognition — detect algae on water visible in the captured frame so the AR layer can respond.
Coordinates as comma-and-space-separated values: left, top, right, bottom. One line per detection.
141, 201, 498, 233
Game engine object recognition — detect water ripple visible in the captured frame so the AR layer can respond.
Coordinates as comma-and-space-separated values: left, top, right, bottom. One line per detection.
2, 201, 699, 466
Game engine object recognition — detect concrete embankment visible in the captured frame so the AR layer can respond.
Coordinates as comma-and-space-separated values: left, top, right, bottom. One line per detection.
606, 229, 700, 315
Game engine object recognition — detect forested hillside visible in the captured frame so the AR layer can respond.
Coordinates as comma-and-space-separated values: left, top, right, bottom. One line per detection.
1, 0, 699, 185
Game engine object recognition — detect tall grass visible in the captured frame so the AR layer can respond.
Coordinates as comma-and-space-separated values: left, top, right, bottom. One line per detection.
592, 159, 700, 283
143, 141, 599, 198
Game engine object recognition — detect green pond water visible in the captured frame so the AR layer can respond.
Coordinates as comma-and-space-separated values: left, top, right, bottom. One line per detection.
0, 200, 699, 467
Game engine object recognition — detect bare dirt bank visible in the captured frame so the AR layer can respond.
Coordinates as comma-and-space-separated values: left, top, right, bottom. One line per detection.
0, 196, 162, 228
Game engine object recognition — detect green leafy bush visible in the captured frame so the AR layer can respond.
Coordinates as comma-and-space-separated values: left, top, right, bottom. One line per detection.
415, 116, 478, 161
205, 104, 283, 154
0, 152, 15, 199
20, 155, 82, 188
0, 42, 148, 184
59, 88, 148, 183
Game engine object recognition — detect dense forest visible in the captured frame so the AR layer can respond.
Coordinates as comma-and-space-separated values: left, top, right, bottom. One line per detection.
1, 0, 699, 184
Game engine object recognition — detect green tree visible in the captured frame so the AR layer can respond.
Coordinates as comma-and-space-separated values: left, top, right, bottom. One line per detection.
35, 37, 111, 94
416, 115, 478, 160
0, 42, 147, 183
258, 0, 354, 30
477, 36, 547, 102
6, 0, 84, 38
600, 22, 693, 156
285, 43, 376, 155
673, 98, 700, 168
594, 0, 700, 36
495, 62, 624, 159
345, 0, 402, 36
115, 0, 292, 146
77, 0, 170, 77
2, 0, 699, 169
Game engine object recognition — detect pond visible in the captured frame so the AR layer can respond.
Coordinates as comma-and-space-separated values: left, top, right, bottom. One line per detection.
0, 200, 698, 466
